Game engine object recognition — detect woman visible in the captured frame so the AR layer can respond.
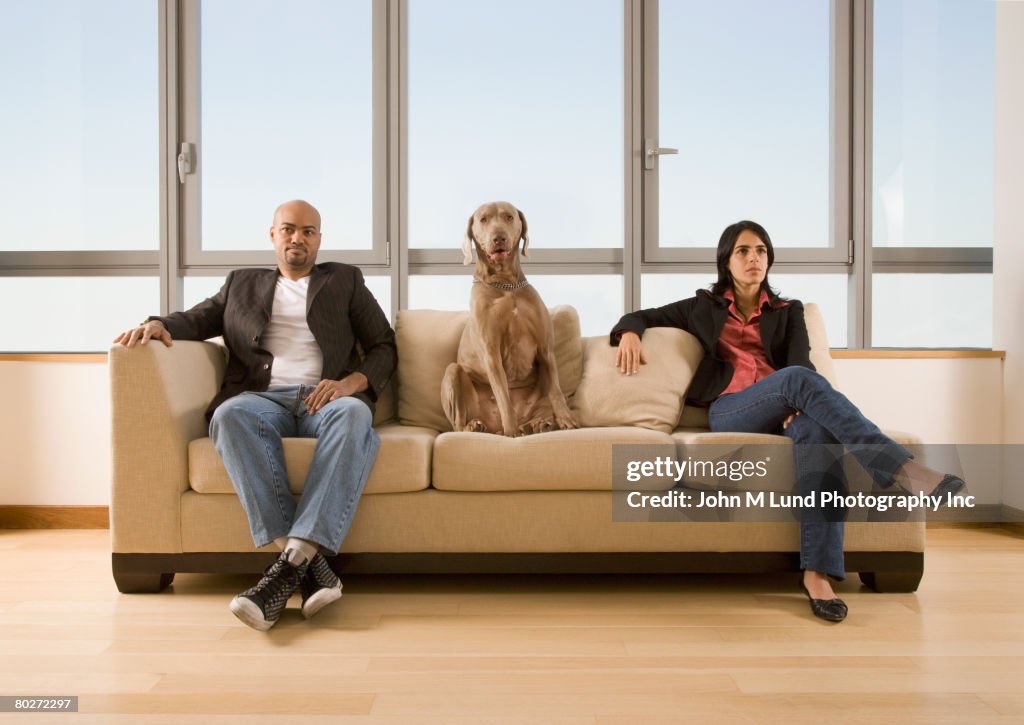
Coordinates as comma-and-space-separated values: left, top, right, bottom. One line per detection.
610, 220, 965, 622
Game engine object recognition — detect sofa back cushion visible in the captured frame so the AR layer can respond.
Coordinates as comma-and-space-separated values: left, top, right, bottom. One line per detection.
803, 302, 837, 386
571, 328, 703, 434
395, 306, 583, 431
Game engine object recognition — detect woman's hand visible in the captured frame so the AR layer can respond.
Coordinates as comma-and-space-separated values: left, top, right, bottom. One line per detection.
782, 411, 801, 429
615, 331, 647, 375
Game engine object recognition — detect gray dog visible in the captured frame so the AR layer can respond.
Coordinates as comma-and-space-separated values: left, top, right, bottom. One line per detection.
441, 201, 577, 437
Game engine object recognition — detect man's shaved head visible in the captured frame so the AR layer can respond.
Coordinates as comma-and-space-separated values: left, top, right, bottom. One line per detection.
269, 200, 323, 280
273, 199, 321, 230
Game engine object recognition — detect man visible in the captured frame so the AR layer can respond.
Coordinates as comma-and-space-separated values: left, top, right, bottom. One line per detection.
114, 200, 396, 631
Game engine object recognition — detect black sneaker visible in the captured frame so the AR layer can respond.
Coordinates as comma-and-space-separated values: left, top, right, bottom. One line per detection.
300, 552, 343, 619
229, 550, 308, 631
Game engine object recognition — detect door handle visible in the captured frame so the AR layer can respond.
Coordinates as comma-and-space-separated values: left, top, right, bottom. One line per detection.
177, 142, 195, 184
644, 138, 678, 170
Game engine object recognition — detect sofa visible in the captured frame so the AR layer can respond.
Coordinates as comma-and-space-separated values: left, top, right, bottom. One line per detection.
109, 304, 925, 594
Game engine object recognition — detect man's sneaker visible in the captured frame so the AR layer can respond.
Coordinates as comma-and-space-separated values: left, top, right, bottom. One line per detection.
300, 552, 343, 619
229, 550, 308, 631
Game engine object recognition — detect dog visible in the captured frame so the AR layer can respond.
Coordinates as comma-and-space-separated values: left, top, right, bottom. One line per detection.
441, 201, 577, 437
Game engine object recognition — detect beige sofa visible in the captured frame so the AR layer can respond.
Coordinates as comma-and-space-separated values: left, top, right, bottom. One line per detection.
109, 304, 925, 594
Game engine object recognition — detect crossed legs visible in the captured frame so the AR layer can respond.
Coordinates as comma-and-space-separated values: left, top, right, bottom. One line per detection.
708, 366, 913, 605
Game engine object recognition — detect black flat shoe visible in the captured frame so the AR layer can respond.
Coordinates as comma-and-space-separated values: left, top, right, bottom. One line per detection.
930, 474, 967, 502
895, 474, 968, 507
801, 581, 848, 622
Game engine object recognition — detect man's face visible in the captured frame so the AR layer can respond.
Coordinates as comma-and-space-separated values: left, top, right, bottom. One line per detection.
270, 202, 322, 276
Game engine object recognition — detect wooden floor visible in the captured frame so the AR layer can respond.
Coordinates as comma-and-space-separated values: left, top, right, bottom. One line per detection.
1, 528, 1022, 724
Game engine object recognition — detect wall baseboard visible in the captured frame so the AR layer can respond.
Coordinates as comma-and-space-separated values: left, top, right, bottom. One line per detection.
0, 506, 109, 529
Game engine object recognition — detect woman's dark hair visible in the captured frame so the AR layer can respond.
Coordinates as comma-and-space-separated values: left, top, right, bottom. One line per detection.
709, 220, 781, 300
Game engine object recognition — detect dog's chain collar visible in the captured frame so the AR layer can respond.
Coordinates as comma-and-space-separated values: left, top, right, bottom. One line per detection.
473, 276, 531, 291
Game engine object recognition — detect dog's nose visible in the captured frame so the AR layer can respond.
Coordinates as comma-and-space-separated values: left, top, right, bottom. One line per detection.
492, 233, 508, 244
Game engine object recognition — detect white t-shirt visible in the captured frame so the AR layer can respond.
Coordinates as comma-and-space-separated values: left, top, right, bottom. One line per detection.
263, 276, 324, 387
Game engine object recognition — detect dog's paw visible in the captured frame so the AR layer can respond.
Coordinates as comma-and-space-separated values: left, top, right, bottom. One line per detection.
555, 413, 578, 430
465, 419, 488, 433
520, 419, 556, 436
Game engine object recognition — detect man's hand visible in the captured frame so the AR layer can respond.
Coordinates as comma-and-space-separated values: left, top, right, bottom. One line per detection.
782, 410, 801, 429
305, 372, 369, 414
113, 320, 173, 348
615, 331, 647, 375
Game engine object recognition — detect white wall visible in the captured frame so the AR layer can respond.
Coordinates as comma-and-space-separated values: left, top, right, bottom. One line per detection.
833, 358, 1003, 445
0, 362, 110, 505
994, 1, 1024, 510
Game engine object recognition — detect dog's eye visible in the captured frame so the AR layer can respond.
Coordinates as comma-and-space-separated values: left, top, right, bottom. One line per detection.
480, 215, 489, 223
504, 213, 513, 221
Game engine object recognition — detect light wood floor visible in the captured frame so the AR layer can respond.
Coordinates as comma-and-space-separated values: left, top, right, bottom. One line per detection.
1, 528, 1022, 724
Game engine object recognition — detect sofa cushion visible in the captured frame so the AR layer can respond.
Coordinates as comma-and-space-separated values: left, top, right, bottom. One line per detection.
432, 427, 676, 492
373, 381, 396, 425
188, 423, 436, 495
571, 328, 703, 434
669, 430, 795, 493
395, 306, 583, 432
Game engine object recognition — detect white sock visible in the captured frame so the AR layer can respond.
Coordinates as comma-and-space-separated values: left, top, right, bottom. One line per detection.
285, 538, 318, 565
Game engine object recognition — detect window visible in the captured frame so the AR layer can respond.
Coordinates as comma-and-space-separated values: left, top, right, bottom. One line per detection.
873, 274, 991, 348
0, 0, 158, 252
647, 0, 846, 259
869, 0, 994, 347
409, 274, 620, 338
0, 0, 999, 352
407, 0, 623, 251
180, 0, 384, 266
641, 273, 847, 348
184, 274, 392, 323
0, 277, 159, 352
872, 0, 993, 248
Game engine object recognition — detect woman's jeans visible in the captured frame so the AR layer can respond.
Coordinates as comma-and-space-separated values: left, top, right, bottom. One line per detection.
209, 385, 381, 554
707, 366, 911, 580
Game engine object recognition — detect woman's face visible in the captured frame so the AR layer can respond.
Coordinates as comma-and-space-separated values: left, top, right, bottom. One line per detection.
727, 229, 769, 288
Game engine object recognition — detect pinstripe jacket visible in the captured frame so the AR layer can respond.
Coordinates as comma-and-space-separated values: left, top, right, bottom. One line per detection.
151, 263, 396, 421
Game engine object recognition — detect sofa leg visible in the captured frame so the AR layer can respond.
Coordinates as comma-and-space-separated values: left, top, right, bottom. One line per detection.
859, 569, 922, 593
113, 570, 175, 594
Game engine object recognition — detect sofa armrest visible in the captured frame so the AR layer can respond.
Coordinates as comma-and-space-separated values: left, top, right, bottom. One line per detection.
109, 341, 226, 553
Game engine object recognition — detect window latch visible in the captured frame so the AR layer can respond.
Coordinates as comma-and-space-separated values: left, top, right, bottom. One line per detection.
644, 139, 678, 170
177, 143, 195, 184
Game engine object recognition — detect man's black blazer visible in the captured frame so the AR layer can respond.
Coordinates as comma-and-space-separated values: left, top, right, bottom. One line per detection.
609, 289, 814, 405
151, 262, 397, 420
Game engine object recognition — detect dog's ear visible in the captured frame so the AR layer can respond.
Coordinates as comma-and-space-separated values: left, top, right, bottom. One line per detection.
462, 213, 475, 265
518, 208, 530, 257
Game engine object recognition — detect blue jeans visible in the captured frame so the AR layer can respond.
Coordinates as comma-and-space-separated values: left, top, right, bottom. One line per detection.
707, 366, 911, 580
209, 385, 380, 553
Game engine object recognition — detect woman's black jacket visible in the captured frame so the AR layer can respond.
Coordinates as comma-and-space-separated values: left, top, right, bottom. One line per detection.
609, 289, 815, 405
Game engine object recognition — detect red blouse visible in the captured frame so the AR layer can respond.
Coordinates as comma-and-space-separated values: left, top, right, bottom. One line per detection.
717, 289, 789, 396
